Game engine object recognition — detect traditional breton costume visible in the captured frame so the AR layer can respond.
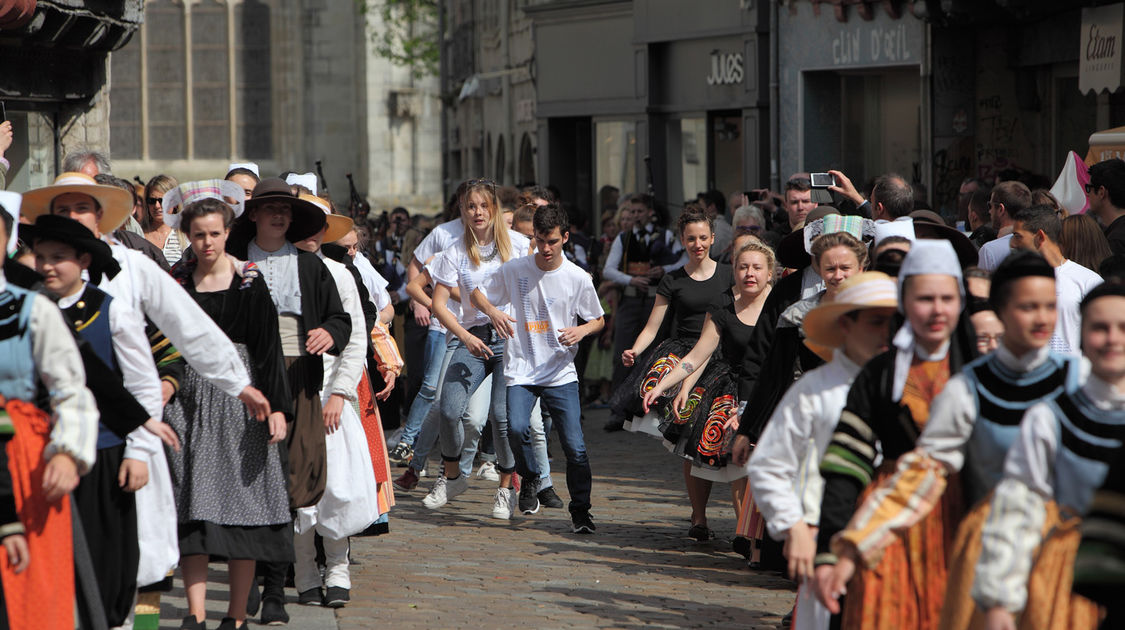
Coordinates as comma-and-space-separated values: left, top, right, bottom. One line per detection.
748, 272, 898, 630
225, 178, 351, 609
829, 251, 1093, 630
1073, 448, 1125, 629
22, 173, 257, 594
816, 239, 975, 629
293, 196, 383, 598
0, 192, 100, 630
971, 291, 1125, 628
21, 215, 166, 628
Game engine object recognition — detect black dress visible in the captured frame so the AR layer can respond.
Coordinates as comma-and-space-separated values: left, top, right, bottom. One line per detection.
664, 292, 756, 478
610, 263, 733, 424
165, 260, 296, 562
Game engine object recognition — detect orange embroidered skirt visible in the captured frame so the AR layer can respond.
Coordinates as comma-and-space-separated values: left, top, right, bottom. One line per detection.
358, 370, 395, 514
937, 494, 1099, 630
841, 464, 963, 630
0, 399, 74, 630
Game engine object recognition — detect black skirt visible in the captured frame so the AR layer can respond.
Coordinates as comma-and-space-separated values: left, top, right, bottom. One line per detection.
72, 443, 139, 628
609, 337, 695, 421
178, 520, 295, 563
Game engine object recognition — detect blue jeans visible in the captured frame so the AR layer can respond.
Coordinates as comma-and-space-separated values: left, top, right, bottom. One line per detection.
507, 381, 591, 515
399, 329, 446, 446
438, 326, 515, 472
410, 342, 490, 478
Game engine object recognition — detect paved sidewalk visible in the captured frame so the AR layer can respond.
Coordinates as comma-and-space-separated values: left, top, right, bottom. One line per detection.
340, 407, 794, 629
154, 407, 795, 629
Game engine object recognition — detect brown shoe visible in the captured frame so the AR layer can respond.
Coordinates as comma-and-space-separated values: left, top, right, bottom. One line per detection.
393, 468, 419, 491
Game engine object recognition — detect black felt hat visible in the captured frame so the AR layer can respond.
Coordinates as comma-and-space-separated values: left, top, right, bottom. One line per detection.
243, 177, 328, 242
21, 214, 121, 283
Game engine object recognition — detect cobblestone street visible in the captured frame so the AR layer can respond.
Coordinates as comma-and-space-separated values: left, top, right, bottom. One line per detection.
161, 408, 795, 629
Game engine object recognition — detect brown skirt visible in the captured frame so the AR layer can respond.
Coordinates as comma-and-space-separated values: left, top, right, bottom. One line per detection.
285, 356, 327, 510
938, 494, 1100, 630
841, 464, 964, 630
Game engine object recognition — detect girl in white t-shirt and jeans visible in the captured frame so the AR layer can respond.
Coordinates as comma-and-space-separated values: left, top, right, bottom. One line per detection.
423, 180, 524, 517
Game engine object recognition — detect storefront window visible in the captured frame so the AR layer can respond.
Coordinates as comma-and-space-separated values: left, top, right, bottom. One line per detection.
680, 118, 707, 203
595, 120, 636, 202
710, 112, 743, 196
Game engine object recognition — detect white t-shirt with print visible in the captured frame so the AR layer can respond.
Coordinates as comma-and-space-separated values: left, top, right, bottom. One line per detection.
1051, 259, 1103, 355
429, 231, 531, 330
414, 220, 464, 334
482, 256, 604, 387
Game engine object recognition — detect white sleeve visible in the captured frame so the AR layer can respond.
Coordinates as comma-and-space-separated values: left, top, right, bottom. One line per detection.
481, 264, 510, 308
971, 403, 1056, 613
601, 236, 631, 286
108, 298, 164, 460
31, 295, 100, 474
323, 266, 368, 401
128, 252, 252, 397
429, 251, 459, 289
914, 375, 977, 473
747, 381, 818, 540
575, 274, 605, 321
412, 230, 440, 266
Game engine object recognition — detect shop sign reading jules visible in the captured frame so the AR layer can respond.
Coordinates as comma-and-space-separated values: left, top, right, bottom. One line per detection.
1080, 3, 1124, 94
831, 23, 913, 66
707, 50, 744, 86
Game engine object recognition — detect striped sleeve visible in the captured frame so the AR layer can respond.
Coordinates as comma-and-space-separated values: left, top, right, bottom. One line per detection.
370, 321, 403, 377
816, 361, 884, 564
147, 321, 184, 393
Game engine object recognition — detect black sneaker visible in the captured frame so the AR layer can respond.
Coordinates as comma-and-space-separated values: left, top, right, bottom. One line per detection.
603, 417, 625, 432
572, 512, 596, 534
537, 487, 564, 509
388, 442, 413, 467
181, 616, 206, 630
518, 477, 541, 514
297, 587, 323, 606
216, 618, 246, 630
259, 598, 289, 626
323, 586, 350, 608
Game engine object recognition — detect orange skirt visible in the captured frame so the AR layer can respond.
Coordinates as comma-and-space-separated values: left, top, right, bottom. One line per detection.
735, 484, 766, 541
841, 464, 964, 630
0, 399, 74, 630
357, 370, 395, 514
938, 495, 1099, 630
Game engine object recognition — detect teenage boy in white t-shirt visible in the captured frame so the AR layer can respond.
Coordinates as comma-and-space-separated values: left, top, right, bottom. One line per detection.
473, 204, 605, 533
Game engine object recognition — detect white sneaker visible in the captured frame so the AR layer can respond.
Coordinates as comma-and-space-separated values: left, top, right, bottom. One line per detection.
422, 475, 447, 509
476, 461, 500, 482
491, 487, 513, 520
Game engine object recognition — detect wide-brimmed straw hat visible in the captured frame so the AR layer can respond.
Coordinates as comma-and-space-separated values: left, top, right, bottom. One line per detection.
295, 193, 353, 243
803, 271, 898, 351
243, 177, 327, 242
161, 179, 246, 230
21, 172, 133, 234
20, 214, 121, 283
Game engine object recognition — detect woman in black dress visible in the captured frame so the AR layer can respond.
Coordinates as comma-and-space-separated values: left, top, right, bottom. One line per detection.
610, 206, 733, 537
641, 237, 775, 540
166, 198, 292, 630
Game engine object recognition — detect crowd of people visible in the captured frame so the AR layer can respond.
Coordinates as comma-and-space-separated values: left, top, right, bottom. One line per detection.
6, 105, 1125, 630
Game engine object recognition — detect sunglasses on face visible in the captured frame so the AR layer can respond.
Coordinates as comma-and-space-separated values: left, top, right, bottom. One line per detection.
147, 197, 163, 206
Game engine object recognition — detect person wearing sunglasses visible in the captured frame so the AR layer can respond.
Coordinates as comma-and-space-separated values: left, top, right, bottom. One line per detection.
1087, 158, 1125, 257
977, 181, 1031, 272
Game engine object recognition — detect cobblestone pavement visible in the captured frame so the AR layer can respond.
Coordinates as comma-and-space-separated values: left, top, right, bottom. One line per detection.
341, 407, 795, 629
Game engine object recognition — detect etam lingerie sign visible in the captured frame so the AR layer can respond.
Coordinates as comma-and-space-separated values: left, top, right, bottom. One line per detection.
1081, 3, 1125, 94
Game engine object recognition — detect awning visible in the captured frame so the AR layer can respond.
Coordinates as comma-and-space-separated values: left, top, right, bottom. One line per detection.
1080, 4, 1125, 95
1086, 126, 1125, 165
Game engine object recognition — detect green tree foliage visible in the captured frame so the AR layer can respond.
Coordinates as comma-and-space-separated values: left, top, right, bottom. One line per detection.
359, 0, 439, 79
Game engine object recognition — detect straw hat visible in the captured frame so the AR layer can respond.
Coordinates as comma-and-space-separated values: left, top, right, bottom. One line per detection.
161, 179, 246, 230
297, 193, 353, 243
803, 271, 898, 351
21, 172, 133, 234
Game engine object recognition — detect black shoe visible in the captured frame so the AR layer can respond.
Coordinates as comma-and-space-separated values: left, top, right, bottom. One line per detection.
603, 417, 625, 432
780, 608, 794, 629
323, 586, 350, 608
297, 587, 323, 606
518, 477, 541, 514
732, 536, 752, 559
388, 442, 413, 467
260, 598, 289, 626
181, 616, 206, 630
246, 576, 260, 617
572, 512, 596, 534
537, 487, 564, 509
687, 524, 715, 541
216, 618, 246, 630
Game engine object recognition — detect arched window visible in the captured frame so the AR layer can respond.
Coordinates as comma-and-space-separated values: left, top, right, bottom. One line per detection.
519, 132, 535, 185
